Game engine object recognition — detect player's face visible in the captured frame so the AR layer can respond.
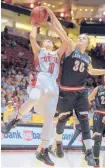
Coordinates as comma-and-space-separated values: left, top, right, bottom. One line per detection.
76, 34, 88, 50
42, 40, 54, 50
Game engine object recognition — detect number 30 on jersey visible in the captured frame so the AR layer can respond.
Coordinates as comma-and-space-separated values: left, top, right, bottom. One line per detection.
73, 60, 85, 72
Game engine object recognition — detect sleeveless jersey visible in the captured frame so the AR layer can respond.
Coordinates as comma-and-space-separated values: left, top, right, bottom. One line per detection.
95, 85, 105, 111
29, 48, 60, 87
61, 49, 91, 87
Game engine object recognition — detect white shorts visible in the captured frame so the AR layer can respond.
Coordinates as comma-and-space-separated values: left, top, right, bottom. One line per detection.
27, 72, 59, 115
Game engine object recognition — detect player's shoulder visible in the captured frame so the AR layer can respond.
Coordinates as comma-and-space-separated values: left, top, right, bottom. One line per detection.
38, 48, 46, 56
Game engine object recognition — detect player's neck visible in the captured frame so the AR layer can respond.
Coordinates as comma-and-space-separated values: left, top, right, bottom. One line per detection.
76, 47, 85, 54
45, 47, 52, 52
46, 49, 52, 52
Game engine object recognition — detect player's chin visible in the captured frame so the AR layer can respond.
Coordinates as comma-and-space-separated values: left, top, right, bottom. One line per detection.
76, 42, 83, 47
47, 46, 53, 50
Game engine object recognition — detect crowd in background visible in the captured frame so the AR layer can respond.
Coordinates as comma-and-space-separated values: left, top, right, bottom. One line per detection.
89, 44, 105, 60
1, 27, 105, 123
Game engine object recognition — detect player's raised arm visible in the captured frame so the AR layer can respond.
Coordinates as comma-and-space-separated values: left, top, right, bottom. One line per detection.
47, 21, 68, 58
52, 16, 75, 56
30, 25, 41, 57
44, 7, 68, 58
44, 7, 75, 58
88, 57, 105, 75
49, 10, 75, 54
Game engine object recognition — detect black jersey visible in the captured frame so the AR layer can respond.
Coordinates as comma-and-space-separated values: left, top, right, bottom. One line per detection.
95, 85, 105, 111
61, 49, 91, 87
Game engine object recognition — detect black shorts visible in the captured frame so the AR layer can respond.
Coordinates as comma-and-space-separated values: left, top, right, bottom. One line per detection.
57, 89, 89, 113
93, 113, 105, 136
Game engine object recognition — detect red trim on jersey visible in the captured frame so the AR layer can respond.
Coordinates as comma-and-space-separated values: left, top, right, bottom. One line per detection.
60, 85, 85, 91
29, 57, 41, 88
29, 72, 37, 87
34, 56, 41, 72
94, 110, 105, 115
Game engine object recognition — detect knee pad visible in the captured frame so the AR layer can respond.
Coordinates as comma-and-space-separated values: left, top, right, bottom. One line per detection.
28, 87, 41, 100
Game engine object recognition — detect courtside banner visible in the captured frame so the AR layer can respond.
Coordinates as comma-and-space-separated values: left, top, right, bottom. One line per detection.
1, 126, 105, 147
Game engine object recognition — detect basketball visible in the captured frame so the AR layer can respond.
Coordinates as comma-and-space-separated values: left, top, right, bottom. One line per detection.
31, 6, 48, 24
4, 0, 12, 4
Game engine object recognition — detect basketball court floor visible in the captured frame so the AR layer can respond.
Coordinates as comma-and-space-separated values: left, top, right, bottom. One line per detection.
1, 150, 105, 168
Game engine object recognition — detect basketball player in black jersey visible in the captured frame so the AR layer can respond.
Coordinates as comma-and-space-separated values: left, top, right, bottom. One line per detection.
56, 34, 105, 166
88, 75, 105, 167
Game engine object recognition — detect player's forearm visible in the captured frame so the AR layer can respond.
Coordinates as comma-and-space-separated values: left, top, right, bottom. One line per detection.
30, 26, 37, 39
54, 27, 68, 44
54, 18, 68, 39
30, 26, 40, 56
90, 69, 105, 76
88, 95, 95, 103
46, 7, 68, 39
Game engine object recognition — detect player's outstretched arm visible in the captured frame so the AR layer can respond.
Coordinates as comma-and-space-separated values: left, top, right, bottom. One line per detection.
88, 65, 105, 75
44, 7, 68, 39
30, 25, 41, 57
88, 58, 105, 75
49, 24, 68, 58
44, 7, 75, 57
43, 7, 68, 58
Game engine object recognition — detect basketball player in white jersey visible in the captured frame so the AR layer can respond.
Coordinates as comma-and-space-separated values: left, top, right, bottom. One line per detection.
1, 7, 69, 166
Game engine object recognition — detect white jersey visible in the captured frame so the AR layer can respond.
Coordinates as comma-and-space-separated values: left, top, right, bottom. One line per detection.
35, 48, 60, 79
29, 48, 60, 88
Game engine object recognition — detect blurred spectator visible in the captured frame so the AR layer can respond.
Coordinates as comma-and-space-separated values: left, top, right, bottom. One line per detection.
1, 99, 7, 113
12, 96, 19, 104
1, 92, 6, 99
1, 99, 7, 121
5, 80, 14, 92
13, 103, 18, 117
11, 40, 16, 48
1, 77, 6, 86
6, 101, 15, 120
6, 101, 14, 112
11, 67, 16, 75
16, 71, 23, 82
